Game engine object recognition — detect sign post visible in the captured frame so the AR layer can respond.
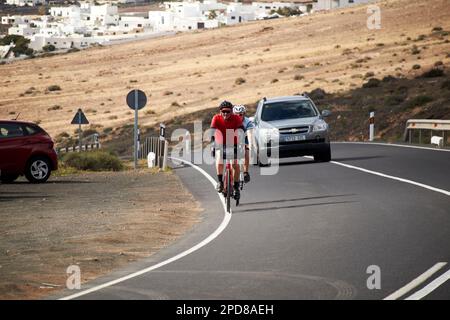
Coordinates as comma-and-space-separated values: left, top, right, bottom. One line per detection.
126, 89, 147, 169
160, 123, 167, 170
71, 108, 89, 152
369, 111, 375, 142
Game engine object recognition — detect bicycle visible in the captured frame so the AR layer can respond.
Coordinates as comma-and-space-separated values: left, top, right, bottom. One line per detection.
213, 145, 241, 213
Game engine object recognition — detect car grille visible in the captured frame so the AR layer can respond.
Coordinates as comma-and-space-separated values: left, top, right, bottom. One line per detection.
280, 138, 325, 145
278, 126, 310, 135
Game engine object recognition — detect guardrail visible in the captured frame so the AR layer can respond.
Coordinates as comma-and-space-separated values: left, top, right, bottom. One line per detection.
56, 143, 101, 154
404, 119, 450, 147
139, 136, 167, 168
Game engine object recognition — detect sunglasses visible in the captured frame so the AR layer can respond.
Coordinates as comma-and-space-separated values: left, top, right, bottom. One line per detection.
221, 110, 231, 114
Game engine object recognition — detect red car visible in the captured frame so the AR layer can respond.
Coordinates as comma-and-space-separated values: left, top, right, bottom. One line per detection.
0, 120, 58, 183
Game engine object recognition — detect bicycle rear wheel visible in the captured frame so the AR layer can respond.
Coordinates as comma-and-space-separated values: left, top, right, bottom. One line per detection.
226, 168, 232, 213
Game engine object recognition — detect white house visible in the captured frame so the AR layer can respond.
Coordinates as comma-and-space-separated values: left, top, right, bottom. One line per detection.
28, 33, 107, 51
117, 15, 152, 31
8, 23, 39, 37
313, 0, 374, 11
225, 3, 260, 24
6, 0, 46, 7
1, 15, 30, 25
50, 6, 81, 18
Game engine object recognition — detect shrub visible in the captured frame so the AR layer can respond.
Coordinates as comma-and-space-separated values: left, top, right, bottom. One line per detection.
420, 68, 445, 78
362, 78, 381, 88
441, 79, 450, 90
171, 101, 181, 107
57, 132, 70, 138
61, 151, 123, 171
294, 75, 304, 80
405, 95, 433, 108
294, 64, 306, 69
382, 75, 397, 82
271, 79, 279, 83
24, 87, 35, 94
235, 77, 246, 85
0, 35, 33, 57
43, 44, 56, 52
163, 91, 173, 96
364, 71, 375, 79
385, 94, 406, 106
275, 7, 301, 17
416, 34, 426, 41
48, 105, 62, 111
308, 88, 326, 100
47, 85, 61, 91
108, 115, 118, 120
432, 26, 443, 32
411, 45, 420, 55
412, 64, 421, 70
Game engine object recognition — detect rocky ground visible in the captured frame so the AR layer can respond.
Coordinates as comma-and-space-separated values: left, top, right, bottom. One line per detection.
0, 169, 201, 299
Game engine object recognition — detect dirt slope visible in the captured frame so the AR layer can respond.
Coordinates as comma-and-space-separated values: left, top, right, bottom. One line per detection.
0, 0, 449, 142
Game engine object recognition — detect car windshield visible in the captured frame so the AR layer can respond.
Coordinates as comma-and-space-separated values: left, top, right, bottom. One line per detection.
261, 100, 317, 121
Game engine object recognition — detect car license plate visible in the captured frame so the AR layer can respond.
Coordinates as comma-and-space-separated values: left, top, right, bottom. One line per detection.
284, 134, 306, 142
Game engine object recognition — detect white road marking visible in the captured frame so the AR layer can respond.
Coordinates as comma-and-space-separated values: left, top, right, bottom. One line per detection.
303, 156, 450, 196
383, 262, 447, 300
333, 141, 450, 152
405, 267, 450, 300
60, 157, 231, 300
331, 161, 450, 197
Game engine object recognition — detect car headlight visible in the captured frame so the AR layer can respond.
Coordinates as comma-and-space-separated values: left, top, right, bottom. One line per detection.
313, 121, 328, 132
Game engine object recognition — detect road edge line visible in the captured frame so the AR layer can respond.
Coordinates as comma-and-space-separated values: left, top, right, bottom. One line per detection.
333, 141, 450, 152
59, 157, 231, 300
330, 161, 450, 197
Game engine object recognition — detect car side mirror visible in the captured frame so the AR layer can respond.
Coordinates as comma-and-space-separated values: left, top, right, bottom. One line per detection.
321, 110, 332, 117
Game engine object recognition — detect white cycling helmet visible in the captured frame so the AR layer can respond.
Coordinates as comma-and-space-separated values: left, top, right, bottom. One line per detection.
233, 104, 246, 114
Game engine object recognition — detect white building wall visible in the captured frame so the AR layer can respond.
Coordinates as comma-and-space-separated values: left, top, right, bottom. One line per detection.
118, 16, 152, 30
50, 6, 81, 18
148, 11, 174, 32
1, 16, 28, 25
8, 24, 38, 37
313, 0, 373, 11
6, 0, 46, 7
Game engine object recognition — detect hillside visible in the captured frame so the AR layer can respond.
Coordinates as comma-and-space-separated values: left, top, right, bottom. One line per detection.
0, 0, 449, 149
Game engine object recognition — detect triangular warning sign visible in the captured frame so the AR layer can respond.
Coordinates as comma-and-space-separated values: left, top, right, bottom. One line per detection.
71, 109, 89, 125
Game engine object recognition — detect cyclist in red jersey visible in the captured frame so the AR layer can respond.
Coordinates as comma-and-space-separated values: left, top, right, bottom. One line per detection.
210, 101, 244, 198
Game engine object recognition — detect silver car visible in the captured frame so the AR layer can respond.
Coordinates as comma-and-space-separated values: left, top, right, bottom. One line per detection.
252, 94, 332, 165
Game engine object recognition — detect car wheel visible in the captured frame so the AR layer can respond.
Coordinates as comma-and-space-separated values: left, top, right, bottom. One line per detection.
0, 173, 20, 183
25, 156, 51, 183
256, 146, 270, 167
314, 146, 331, 162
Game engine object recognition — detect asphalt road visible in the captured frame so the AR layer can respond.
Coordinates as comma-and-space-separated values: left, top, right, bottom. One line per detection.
56, 142, 450, 300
